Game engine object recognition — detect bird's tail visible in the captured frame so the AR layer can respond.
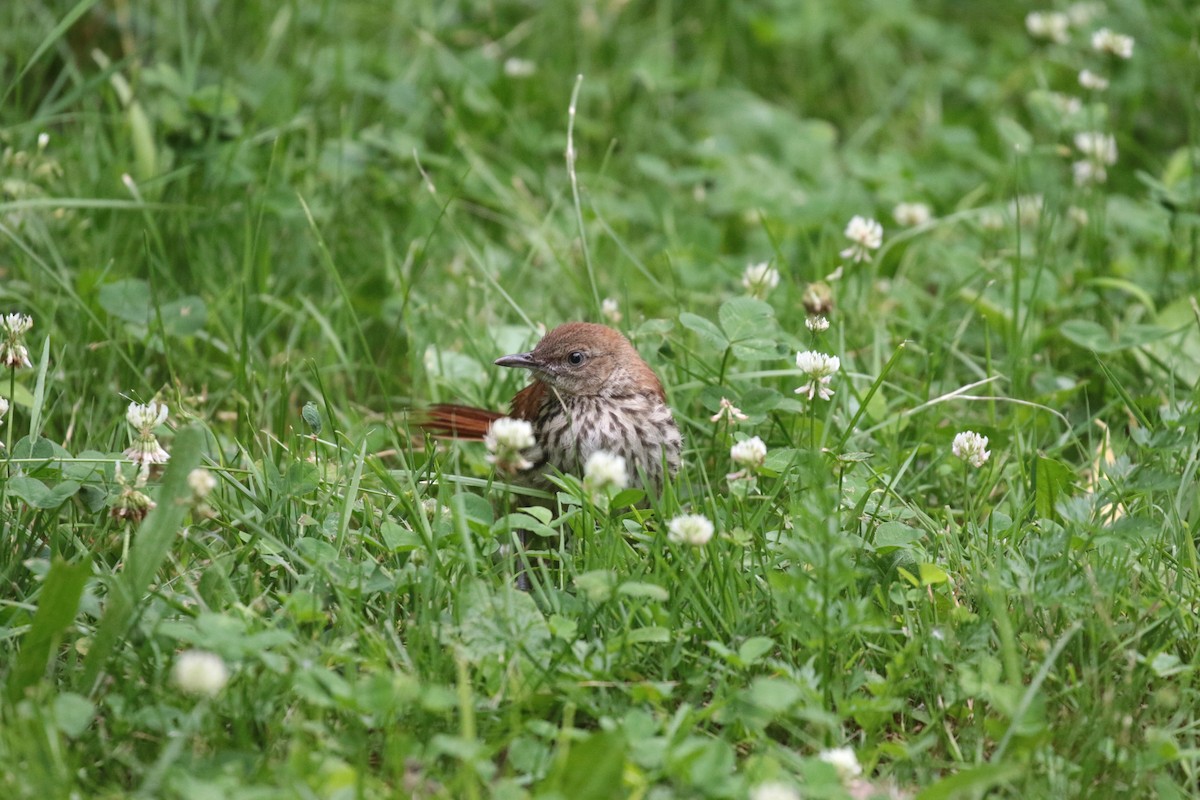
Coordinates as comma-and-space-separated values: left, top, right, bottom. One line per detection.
416, 403, 505, 440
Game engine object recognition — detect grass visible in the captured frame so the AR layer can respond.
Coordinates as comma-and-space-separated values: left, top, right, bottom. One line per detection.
2, 0, 1200, 797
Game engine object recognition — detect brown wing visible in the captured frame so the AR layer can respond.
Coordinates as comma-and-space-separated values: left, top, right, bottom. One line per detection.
510, 381, 548, 421
418, 403, 505, 440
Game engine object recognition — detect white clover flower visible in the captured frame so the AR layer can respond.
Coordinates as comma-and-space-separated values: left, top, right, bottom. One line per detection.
1047, 91, 1083, 117
486, 417, 535, 451
0, 313, 33, 369
503, 58, 537, 78
111, 474, 156, 522
749, 782, 800, 800
667, 513, 714, 546
1067, 2, 1104, 27
730, 436, 767, 470
802, 282, 834, 316
839, 216, 883, 263
1072, 160, 1107, 187
601, 297, 622, 323
1026, 11, 1070, 43
126, 400, 169, 431
978, 208, 1005, 231
1068, 206, 1089, 226
805, 315, 830, 333
710, 397, 749, 423
124, 401, 170, 465
1092, 28, 1134, 59
188, 468, 217, 499
818, 747, 863, 783
1074, 131, 1117, 165
0, 343, 31, 369
892, 202, 932, 227
1078, 69, 1109, 90
2, 314, 33, 336
0, 396, 8, 421
952, 430, 991, 468
172, 650, 230, 697
794, 350, 840, 401
125, 436, 170, 465
741, 262, 780, 299
1007, 194, 1044, 226
484, 417, 535, 473
584, 450, 628, 494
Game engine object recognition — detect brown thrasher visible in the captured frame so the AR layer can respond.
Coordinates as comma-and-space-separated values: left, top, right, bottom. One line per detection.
422, 322, 682, 495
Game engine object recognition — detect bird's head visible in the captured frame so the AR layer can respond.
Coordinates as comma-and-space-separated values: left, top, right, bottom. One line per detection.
495, 322, 663, 398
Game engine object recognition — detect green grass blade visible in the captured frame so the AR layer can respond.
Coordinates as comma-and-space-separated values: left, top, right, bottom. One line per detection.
79, 425, 204, 693
6, 558, 92, 701
2, 0, 102, 107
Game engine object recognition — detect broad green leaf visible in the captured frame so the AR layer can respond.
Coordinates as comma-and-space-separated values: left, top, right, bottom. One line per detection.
271, 460, 318, 495
874, 521, 922, 552
6, 477, 81, 509
518, 504, 553, 524
673, 737, 735, 787
994, 116, 1032, 153
548, 614, 578, 641
553, 730, 626, 800
159, 295, 207, 335
626, 626, 670, 644
918, 563, 950, 585
719, 297, 775, 341
284, 591, 326, 624
423, 346, 486, 387
380, 520, 422, 552
739, 387, 783, 415
296, 537, 338, 564
452, 492, 494, 528
679, 312, 728, 350
1149, 652, 1189, 678
617, 581, 669, 601
610, 487, 646, 508
53, 692, 95, 738
6, 476, 50, 507
763, 447, 801, 473
97, 278, 151, 324
11, 435, 72, 463
454, 580, 550, 663
1147, 296, 1200, 386
635, 318, 675, 338
575, 570, 617, 602
1059, 319, 1171, 353
63, 451, 110, 482
720, 297, 779, 361
748, 676, 802, 712
492, 512, 558, 540
731, 338, 780, 361
737, 636, 774, 665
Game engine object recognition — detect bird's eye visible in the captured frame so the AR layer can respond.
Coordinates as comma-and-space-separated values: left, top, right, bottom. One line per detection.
567, 351, 585, 366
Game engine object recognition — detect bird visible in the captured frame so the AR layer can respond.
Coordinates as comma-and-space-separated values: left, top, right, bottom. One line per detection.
421, 322, 682, 496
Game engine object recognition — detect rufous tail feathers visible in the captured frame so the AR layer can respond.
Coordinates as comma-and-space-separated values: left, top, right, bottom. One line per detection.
418, 403, 505, 440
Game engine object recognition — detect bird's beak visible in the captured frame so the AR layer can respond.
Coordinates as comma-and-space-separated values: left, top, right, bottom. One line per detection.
494, 351, 538, 370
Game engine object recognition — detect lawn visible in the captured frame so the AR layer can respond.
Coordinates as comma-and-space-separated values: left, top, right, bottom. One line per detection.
2, 1, 1200, 797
